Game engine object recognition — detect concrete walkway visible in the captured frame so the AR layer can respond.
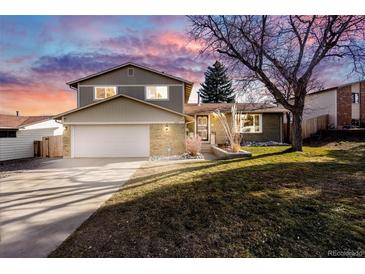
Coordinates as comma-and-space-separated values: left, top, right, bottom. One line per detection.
0, 158, 145, 257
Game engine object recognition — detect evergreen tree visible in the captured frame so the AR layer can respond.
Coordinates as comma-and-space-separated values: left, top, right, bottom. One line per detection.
199, 61, 235, 103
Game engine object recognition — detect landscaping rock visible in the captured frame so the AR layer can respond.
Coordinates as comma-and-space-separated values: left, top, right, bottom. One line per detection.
149, 153, 204, 161
242, 141, 289, 147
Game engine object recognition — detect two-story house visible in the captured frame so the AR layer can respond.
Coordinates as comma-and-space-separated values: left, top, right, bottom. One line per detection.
54, 62, 194, 158
54, 62, 287, 158
302, 80, 365, 128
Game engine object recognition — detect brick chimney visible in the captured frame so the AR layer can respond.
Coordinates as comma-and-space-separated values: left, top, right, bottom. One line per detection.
336, 85, 352, 127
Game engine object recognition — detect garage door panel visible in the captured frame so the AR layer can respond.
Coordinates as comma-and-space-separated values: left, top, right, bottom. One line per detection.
72, 125, 149, 157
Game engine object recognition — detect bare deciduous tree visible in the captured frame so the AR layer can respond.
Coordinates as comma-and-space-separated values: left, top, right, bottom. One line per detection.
214, 104, 242, 152
188, 15, 365, 151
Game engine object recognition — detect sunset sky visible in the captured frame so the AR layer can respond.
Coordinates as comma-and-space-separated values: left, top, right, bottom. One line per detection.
0, 16, 361, 116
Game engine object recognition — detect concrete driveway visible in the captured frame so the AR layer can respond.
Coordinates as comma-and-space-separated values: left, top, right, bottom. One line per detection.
0, 158, 145, 257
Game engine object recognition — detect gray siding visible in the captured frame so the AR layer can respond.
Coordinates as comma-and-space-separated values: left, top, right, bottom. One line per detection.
242, 113, 282, 143
63, 96, 185, 124
210, 112, 283, 144
79, 85, 183, 113
77, 66, 184, 112
79, 66, 182, 85
79, 86, 94, 108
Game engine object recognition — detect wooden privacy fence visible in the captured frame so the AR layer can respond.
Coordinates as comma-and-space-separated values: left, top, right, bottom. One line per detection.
284, 114, 329, 141
34, 135, 63, 157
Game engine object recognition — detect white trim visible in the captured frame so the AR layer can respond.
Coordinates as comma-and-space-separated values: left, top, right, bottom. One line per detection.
145, 85, 170, 101
63, 121, 184, 125
93, 86, 117, 100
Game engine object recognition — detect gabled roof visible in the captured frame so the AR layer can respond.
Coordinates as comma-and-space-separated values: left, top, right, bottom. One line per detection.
66, 62, 194, 103
67, 62, 193, 86
54, 94, 192, 120
184, 103, 288, 115
0, 114, 51, 129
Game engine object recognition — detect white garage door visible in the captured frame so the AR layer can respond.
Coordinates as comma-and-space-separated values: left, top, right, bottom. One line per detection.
72, 125, 150, 157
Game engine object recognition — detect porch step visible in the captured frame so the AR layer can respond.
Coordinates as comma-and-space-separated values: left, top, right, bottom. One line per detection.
201, 144, 212, 153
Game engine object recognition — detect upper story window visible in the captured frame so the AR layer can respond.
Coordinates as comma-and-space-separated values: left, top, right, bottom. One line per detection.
127, 68, 134, 77
146, 86, 169, 100
94, 86, 117, 100
238, 114, 262, 133
0, 130, 17, 138
352, 92, 359, 104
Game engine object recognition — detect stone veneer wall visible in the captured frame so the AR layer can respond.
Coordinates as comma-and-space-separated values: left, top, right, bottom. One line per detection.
361, 82, 365, 127
63, 125, 71, 158
150, 124, 186, 156
337, 85, 352, 127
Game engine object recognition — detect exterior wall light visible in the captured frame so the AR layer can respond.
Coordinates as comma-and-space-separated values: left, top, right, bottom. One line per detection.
165, 124, 169, 131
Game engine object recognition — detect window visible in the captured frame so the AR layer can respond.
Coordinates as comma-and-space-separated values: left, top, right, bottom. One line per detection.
238, 114, 262, 133
94, 87, 116, 100
352, 93, 359, 104
128, 68, 134, 77
196, 115, 209, 141
0, 130, 17, 138
146, 86, 168, 100
352, 119, 360, 127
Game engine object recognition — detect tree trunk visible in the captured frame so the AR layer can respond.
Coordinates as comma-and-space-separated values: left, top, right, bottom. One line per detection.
291, 112, 303, 151
285, 112, 291, 143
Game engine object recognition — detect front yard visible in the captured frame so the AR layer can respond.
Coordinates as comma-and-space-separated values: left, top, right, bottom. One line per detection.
50, 142, 365, 257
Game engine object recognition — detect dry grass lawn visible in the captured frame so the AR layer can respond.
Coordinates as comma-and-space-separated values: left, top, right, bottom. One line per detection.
50, 142, 365, 257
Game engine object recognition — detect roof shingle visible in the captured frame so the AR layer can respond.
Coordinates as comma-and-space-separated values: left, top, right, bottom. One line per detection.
184, 103, 288, 115
0, 114, 51, 129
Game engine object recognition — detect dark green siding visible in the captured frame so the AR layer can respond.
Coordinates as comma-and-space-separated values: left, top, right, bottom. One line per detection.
241, 113, 282, 142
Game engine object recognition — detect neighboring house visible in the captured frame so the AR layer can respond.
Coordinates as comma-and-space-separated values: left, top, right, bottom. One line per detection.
54, 62, 287, 158
303, 80, 365, 128
0, 114, 63, 161
185, 103, 287, 144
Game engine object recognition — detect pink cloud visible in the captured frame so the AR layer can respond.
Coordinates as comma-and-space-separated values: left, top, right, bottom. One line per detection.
0, 84, 76, 115
4, 55, 33, 65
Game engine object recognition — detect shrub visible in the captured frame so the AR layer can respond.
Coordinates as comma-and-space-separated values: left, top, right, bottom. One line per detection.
214, 104, 242, 152
186, 136, 202, 156
231, 143, 241, 152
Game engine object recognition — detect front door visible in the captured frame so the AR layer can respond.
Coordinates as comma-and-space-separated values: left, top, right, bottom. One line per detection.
196, 115, 209, 141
